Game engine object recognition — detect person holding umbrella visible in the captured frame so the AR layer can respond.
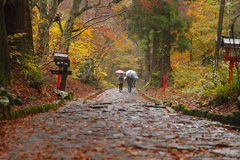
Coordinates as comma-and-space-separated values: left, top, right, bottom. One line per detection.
115, 70, 125, 92
118, 73, 124, 92
125, 70, 137, 93
126, 76, 134, 93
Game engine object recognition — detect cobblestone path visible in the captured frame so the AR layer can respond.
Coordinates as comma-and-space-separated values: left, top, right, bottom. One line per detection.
1, 88, 240, 159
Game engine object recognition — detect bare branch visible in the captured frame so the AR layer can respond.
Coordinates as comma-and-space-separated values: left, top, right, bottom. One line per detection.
76, 0, 101, 17
76, 0, 123, 17
68, 10, 126, 41
72, 14, 112, 32
30, 0, 40, 10
57, 20, 63, 33
48, 0, 63, 29
41, 60, 54, 66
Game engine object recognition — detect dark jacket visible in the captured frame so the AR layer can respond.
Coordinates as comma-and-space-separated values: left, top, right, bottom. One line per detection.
126, 76, 134, 84
118, 75, 124, 83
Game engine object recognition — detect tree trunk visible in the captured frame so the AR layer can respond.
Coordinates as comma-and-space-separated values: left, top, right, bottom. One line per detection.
59, 67, 68, 91
0, 1, 12, 86
59, 0, 82, 52
159, 14, 172, 87
58, 0, 82, 90
36, 0, 49, 58
36, 0, 61, 59
190, 38, 193, 61
151, 30, 159, 73
4, 0, 34, 61
145, 37, 151, 82
202, 51, 211, 66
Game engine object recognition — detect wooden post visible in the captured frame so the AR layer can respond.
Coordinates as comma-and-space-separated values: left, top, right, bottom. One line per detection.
163, 76, 165, 91
59, 66, 68, 91
57, 67, 61, 88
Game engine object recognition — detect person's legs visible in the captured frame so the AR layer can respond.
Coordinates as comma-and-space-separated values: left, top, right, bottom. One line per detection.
128, 83, 131, 92
129, 83, 132, 92
119, 83, 123, 92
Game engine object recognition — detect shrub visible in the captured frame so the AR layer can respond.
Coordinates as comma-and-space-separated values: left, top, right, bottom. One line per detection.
205, 81, 238, 105
0, 113, 4, 121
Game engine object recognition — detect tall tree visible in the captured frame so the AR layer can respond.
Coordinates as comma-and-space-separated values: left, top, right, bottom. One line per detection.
57, 0, 123, 90
4, 0, 34, 67
0, 0, 34, 86
35, 0, 63, 58
0, 0, 12, 86
125, 0, 190, 85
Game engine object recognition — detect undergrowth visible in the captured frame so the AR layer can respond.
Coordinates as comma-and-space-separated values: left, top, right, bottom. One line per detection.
171, 61, 239, 105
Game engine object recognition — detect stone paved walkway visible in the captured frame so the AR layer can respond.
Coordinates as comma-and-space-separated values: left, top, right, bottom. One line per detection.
1, 88, 240, 159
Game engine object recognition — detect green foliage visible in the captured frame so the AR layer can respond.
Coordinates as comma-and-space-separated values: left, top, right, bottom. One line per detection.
8, 33, 42, 83
27, 69, 46, 89
204, 62, 239, 105
124, 0, 190, 52
101, 80, 114, 88
170, 61, 233, 100
149, 71, 161, 87
171, 59, 240, 106
171, 62, 212, 95
205, 80, 238, 105
68, 91, 74, 101
77, 59, 94, 83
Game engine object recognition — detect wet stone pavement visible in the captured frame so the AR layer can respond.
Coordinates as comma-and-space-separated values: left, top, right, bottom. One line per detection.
1, 88, 240, 159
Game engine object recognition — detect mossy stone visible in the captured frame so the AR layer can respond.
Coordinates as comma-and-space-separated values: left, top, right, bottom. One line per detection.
14, 97, 23, 105
0, 87, 8, 96
206, 112, 213, 119
6, 94, 14, 105
197, 109, 207, 118
235, 117, 240, 126
221, 113, 235, 125
183, 108, 191, 115
212, 113, 221, 122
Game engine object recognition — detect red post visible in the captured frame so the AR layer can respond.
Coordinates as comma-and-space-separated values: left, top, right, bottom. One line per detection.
163, 76, 165, 91
57, 67, 61, 88
228, 61, 234, 83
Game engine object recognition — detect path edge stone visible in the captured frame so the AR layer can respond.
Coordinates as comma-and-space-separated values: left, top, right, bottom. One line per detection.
137, 89, 240, 129
0, 100, 64, 121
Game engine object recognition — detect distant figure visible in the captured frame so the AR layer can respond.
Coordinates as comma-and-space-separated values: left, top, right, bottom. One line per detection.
118, 73, 124, 92
126, 76, 134, 93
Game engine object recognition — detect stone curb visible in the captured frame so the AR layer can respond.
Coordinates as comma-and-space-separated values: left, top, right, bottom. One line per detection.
0, 100, 64, 121
137, 89, 240, 128
137, 89, 163, 105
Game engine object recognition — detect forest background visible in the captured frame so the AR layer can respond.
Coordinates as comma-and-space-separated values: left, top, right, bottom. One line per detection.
0, 0, 240, 114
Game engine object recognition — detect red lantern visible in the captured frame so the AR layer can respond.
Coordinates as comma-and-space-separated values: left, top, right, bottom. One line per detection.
222, 37, 240, 83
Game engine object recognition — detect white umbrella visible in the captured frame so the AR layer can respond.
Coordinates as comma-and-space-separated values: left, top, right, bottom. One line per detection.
126, 70, 137, 78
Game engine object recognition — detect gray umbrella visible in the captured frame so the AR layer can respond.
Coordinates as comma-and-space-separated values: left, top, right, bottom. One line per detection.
126, 70, 137, 78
